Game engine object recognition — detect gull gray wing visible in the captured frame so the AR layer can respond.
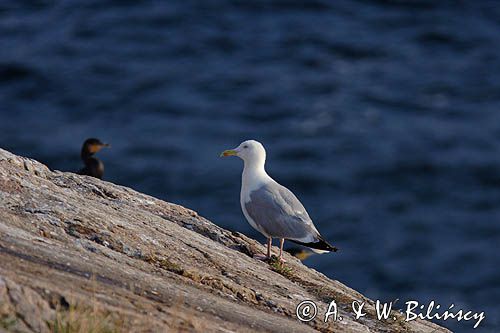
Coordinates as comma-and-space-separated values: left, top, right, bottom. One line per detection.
244, 182, 320, 242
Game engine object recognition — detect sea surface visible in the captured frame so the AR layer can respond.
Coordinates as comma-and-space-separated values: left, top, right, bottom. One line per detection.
1, 1, 499, 331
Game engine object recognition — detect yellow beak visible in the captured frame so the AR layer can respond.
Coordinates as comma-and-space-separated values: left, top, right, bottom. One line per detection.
220, 149, 237, 157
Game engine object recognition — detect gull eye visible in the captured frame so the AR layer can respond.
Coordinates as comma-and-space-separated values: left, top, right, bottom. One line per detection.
243, 145, 248, 149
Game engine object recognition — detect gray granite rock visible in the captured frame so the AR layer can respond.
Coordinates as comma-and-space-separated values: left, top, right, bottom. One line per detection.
0, 148, 450, 333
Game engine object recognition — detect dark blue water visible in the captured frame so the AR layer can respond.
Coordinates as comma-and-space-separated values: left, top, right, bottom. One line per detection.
1, 1, 499, 331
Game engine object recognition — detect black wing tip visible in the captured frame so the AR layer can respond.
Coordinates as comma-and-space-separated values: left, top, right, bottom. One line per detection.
317, 235, 339, 252
320, 242, 339, 252
289, 237, 339, 253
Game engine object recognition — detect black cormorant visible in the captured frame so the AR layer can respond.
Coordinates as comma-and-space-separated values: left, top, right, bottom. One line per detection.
78, 138, 109, 179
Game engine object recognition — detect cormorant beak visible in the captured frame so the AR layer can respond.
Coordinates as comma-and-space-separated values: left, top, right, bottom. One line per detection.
220, 149, 237, 157
101, 143, 111, 148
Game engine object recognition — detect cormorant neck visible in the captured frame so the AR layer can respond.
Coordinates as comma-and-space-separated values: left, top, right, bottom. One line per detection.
81, 149, 94, 162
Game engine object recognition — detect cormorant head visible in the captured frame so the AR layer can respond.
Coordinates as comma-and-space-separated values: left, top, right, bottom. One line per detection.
82, 138, 110, 155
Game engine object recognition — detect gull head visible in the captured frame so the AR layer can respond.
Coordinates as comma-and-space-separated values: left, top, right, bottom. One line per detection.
220, 140, 266, 165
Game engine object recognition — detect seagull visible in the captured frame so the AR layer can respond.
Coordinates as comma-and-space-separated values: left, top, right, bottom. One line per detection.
78, 138, 110, 179
221, 140, 337, 262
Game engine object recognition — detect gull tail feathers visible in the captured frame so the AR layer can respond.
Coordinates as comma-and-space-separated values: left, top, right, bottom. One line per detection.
289, 235, 338, 253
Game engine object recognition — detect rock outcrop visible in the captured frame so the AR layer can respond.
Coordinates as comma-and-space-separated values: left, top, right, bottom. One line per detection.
0, 148, 450, 332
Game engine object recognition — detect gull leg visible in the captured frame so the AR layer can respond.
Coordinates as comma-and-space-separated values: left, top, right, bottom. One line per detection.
279, 238, 286, 263
253, 237, 272, 261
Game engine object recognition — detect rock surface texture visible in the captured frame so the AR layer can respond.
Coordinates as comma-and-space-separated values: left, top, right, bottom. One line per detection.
0, 148, 450, 332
